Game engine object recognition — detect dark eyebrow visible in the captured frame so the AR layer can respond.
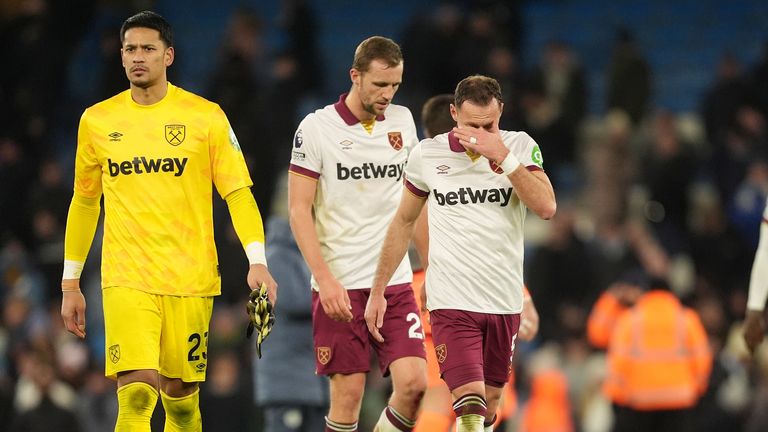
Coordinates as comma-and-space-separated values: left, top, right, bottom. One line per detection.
124, 43, 158, 49
467, 121, 493, 129
373, 80, 400, 87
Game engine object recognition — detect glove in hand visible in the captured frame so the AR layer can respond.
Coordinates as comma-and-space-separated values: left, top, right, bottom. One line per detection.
247, 282, 275, 358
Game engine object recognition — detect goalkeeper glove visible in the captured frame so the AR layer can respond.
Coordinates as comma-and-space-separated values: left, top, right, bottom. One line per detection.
246, 282, 275, 358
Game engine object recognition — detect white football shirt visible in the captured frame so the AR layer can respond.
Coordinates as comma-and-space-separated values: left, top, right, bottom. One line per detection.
405, 130, 545, 313
289, 94, 419, 290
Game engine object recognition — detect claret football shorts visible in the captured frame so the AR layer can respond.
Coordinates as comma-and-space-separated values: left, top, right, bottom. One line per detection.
430, 309, 520, 390
311, 283, 426, 376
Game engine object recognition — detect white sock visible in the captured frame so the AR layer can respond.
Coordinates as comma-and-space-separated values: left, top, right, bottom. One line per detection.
374, 405, 416, 431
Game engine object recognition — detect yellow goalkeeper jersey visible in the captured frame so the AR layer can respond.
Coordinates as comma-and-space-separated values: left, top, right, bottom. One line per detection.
74, 83, 252, 296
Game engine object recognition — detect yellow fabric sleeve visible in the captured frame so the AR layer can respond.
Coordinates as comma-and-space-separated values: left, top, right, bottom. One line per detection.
225, 187, 265, 248
64, 191, 101, 263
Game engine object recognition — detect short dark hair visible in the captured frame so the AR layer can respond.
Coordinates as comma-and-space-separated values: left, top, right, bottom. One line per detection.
421, 94, 455, 138
454, 75, 503, 109
120, 11, 173, 48
352, 36, 403, 72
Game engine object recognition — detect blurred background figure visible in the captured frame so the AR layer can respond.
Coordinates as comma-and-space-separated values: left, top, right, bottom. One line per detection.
606, 28, 652, 126
253, 174, 329, 432
520, 368, 574, 432
602, 278, 712, 432
10, 347, 79, 432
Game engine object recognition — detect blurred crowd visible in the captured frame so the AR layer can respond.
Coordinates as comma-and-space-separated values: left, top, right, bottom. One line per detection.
1, 0, 768, 431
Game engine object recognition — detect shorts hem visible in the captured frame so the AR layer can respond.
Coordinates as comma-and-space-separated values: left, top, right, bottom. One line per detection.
159, 370, 207, 383
317, 368, 370, 377
105, 365, 159, 380
484, 378, 506, 388
441, 364, 484, 391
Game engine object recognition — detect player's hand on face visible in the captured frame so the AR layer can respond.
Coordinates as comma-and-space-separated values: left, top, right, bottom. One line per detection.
317, 277, 353, 322
364, 294, 387, 343
744, 310, 766, 355
61, 280, 87, 339
248, 264, 278, 305
452, 126, 507, 163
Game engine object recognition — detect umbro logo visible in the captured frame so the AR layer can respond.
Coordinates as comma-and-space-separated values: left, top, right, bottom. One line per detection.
436, 165, 450, 174
339, 140, 353, 149
109, 132, 123, 141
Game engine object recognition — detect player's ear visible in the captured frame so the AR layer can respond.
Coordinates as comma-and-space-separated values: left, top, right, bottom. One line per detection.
350, 68, 361, 86
450, 104, 458, 122
165, 46, 175, 67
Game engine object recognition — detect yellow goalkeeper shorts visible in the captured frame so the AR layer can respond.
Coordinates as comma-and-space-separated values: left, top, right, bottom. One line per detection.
103, 286, 214, 382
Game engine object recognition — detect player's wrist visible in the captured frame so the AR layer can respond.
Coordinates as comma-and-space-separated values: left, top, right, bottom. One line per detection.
498, 151, 520, 175
61, 278, 81, 293
245, 241, 267, 266
62, 260, 84, 280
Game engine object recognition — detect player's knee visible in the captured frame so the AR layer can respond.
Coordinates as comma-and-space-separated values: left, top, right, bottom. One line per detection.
398, 371, 427, 403
161, 389, 201, 427
331, 374, 366, 406
117, 382, 158, 418
338, 386, 365, 407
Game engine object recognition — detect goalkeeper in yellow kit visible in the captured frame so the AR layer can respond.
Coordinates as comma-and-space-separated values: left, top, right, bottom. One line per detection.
60, 10, 276, 431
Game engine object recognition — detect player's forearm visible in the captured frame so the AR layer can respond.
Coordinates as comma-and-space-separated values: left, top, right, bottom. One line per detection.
747, 222, 768, 311
412, 205, 429, 270
508, 169, 556, 219
289, 205, 334, 283
225, 187, 267, 265
371, 217, 415, 297
63, 192, 101, 285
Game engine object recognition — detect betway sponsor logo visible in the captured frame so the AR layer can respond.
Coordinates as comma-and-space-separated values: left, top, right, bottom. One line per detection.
336, 162, 404, 181
108, 157, 188, 177
433, 187, 513, 206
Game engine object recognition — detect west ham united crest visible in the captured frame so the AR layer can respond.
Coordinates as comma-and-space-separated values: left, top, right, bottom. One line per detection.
388, 131, 403, 150
317, 347, 331, 365
109, 344, 121, 364
435, 344, 447, 363
165, 124, 186, 146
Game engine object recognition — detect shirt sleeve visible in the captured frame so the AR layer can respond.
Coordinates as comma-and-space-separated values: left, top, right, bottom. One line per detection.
404, 108, 420, 154
747, 201, 768, 311
288, 115, 322, 179
404, 141, 429, 198
225, 187, 265, 248
73, 111, 103, 198
507, 131, 545, 171
209, 105, 253, 199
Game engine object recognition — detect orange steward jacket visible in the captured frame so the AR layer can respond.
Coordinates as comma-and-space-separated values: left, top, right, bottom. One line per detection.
587, 291, 630, 349
603, 290, 712, 410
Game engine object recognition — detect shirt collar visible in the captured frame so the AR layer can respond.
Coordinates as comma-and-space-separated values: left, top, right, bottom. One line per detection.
333, 93, 385, 125
447, 131, 466, 153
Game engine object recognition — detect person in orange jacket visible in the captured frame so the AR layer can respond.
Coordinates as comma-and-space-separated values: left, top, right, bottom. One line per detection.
587, 272, 645, 350
520, 369, 575, 432
603, 278, 712, 432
